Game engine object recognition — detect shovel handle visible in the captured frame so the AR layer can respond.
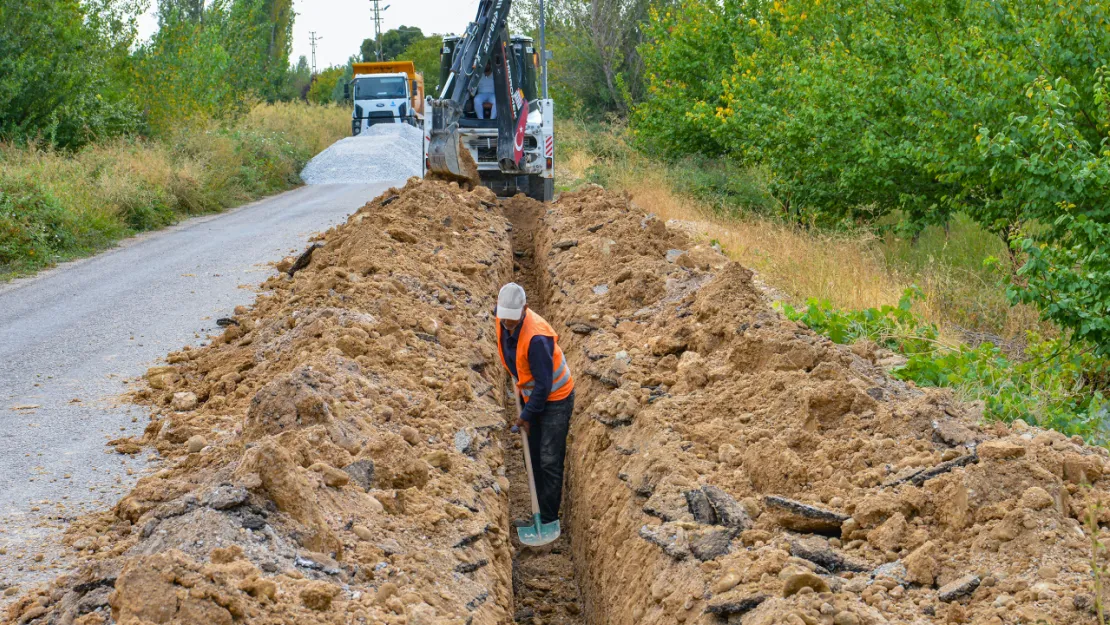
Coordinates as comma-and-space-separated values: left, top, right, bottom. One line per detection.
512, 379, 542, 519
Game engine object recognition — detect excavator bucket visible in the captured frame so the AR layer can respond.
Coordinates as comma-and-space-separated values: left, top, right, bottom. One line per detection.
427, 100, 480, 185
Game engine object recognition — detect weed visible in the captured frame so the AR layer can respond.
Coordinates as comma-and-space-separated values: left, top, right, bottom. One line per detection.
779, 292, 1110, 443
0, 102, 349, 278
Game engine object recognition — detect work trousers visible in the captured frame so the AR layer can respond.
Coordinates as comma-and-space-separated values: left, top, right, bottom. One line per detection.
474, 93, 497, 119
526, 390, 575, 523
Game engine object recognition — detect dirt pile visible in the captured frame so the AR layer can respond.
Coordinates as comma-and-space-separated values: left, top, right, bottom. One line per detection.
520, 185, 1110, 625
8, 178, 1110, 625
5, 180, 519, 625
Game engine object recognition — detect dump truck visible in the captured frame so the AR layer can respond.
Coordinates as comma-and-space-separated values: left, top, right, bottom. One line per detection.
345, 61, 425, 135
424, 1, 555, 202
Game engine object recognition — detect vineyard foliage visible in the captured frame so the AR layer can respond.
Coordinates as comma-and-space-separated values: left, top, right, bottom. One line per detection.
635, 0, 1110, 349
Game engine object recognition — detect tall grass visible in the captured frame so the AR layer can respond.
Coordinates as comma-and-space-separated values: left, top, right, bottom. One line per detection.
556, 119, 1045, 345
0, 102, 349, 277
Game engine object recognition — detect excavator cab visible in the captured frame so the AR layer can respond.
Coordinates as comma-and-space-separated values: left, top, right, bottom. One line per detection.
425, 8, 554, 201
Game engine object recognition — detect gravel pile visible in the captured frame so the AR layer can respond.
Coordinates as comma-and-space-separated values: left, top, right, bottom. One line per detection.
300, 123, 423, 185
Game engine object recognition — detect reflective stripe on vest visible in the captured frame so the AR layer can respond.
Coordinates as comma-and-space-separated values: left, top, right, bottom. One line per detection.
521, 360, 571, 398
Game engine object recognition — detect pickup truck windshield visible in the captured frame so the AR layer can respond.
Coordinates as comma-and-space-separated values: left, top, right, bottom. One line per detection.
354, 76, 407, 99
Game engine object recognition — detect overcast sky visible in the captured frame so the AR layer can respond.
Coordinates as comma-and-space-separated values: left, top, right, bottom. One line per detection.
137, 0, 484, 69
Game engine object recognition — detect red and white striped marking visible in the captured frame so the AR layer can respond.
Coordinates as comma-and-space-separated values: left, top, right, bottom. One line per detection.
544, 135, 554, 158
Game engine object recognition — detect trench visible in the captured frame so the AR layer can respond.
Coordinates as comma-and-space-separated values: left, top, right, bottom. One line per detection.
501, 198, 587, 625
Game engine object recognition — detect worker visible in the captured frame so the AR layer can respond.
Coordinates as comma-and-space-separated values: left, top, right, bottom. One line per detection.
474, 64, 497, 119
495, 283, 575, 526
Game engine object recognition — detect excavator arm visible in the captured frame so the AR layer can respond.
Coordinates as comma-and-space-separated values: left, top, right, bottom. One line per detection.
427, 0, 528, 181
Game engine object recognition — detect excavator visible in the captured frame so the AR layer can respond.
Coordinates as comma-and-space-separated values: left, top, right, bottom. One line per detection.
424, 0, 554, 202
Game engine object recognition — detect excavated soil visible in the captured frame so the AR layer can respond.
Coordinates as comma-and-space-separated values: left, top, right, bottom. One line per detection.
6, 180, 1110, 625
6, 179, 520, 625
524, 185, 1110, 625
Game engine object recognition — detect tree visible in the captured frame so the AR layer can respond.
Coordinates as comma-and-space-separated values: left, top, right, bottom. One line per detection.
636, 0, 1110, 348
224, 0, 294, 102
132, 1, 240, 134
361, 25, 424, 62
133, 0, 300, 134
307, 64, 350, 105
0, 0, 143, 147
636, 0, 1110, 228
287, 55, 312, 100
158, 0, 204, 23
401, 35, 444, 96
511, 0, 676, 115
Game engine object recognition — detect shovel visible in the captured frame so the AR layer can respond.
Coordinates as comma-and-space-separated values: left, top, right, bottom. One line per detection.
511, 381, 561, 547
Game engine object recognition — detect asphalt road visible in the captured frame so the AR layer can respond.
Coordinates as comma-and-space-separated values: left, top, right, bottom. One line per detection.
0, 182, 395, 590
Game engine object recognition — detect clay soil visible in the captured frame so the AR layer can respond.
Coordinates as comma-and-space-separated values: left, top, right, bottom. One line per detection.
6, 180, 1110, 625
6, 180, 521, 625
528, 185, 1110, 625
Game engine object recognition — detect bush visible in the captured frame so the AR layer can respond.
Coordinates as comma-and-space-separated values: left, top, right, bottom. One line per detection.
0, 180, 74, 267
781, 290, 1110, 443
638, 0, 1110, 369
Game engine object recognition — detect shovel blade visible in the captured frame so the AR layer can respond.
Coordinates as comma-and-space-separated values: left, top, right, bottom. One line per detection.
516, 514, 560, 547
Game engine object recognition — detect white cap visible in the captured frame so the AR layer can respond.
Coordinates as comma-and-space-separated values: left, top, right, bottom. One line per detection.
497, 283, 526, 320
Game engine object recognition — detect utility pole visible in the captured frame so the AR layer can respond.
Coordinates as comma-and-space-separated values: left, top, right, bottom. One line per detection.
370, 1, 390, 61
309, 31, 323, 75
539, 0, 548, 98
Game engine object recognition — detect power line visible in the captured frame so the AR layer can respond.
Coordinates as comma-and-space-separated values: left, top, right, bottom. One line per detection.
309, 31, 323, 75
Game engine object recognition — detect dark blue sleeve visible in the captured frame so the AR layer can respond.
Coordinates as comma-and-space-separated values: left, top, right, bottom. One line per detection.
520, 335, 554, 422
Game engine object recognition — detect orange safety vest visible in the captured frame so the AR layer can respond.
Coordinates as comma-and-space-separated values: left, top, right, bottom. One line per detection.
496, 309, 575, 404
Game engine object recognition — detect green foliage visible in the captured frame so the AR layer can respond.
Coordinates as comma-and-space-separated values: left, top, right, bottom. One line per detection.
223, 0, 295, 102
781, 291, 1110, 443
1012, 217, 1110, 355
512, 0, 679, 116
637, 0, 1110, 226
306, 66, 350, 105
402, 36, 445, 97
159, 0, 204, 22
133, 0, 296, 136
287, 56, 313, 101
133, 4, 240, 134
362, 26, 425, 62
0, 0, 143, 148
989, 75, 1110, 353
2, 0, 301, 147
782, 287, 937, 352
638, 0, 1110, 363
0, 179, 77, 267
668, 156, 777, 216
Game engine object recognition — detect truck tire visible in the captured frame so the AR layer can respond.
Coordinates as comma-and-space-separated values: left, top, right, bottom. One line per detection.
526, 176, 554, 202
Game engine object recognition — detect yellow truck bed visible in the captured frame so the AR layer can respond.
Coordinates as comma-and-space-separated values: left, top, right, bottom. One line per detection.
353, 61, 417, 78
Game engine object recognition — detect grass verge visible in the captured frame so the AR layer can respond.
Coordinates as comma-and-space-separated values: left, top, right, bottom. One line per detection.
557, 118, 1108, 442
0, 102, 350, 278
556, 119, 1045, 344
